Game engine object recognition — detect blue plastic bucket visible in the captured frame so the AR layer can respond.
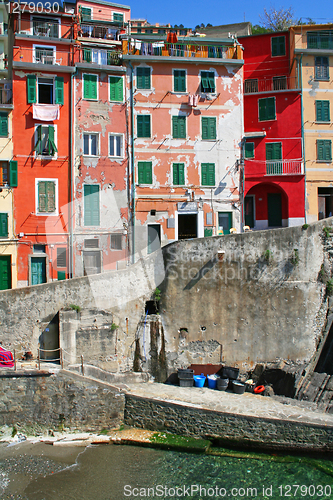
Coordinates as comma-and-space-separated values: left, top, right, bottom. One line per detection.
207, 375, 217, 389
193, 374, 206, 388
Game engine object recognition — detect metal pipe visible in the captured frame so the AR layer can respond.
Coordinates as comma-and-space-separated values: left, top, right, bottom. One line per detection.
300, 54, 307, 224
129, 60, 136, 263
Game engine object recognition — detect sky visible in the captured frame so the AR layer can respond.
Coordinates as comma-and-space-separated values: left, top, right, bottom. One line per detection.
128, 0, 332, 29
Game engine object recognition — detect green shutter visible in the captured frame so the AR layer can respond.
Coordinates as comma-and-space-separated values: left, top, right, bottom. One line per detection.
259, 97, 275, 121
27, 74, 36, 103
204, 228, 213, 237
83, 74, 97, 99
174, 70, 186, 92
84, 185, 100, 226
272, 36, 285, 56
113, 13, 124, 22
34, 125, 42, 155
245, 142, 254, 159
137, 67, 150, 89
80, 7, 91, 20
38, 181, 47, 212
173, 163, 184, 185
83, 48, 92, 63
109, 76, 123, 102
201, 163, 215, 186
55, 77, 64, 105
266, 143, 282, 160
38, 181, 55, 213
0, 113, 8, 137
47, 181, 55, 212
202, 117, 216, 140
48, 126, 57, 155
138, 162, 152, 184
317, 140, 332, 161
9, 160, 18, 187
316, 100, 330, 122
0, 213, 8, 237
172, 116, 186, 139
137, 115, 151, 137
208, 73, 215, 92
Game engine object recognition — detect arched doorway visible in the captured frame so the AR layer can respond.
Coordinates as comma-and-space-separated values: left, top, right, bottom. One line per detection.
245, 183, 289, 230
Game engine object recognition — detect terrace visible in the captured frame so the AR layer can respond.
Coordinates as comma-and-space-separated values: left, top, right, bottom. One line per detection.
244, 76, 300, 94
265, 160, 303, 176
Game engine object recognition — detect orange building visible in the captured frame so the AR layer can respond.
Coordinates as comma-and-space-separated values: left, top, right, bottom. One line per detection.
123, 33, 244, 256
11, 5, 75, 286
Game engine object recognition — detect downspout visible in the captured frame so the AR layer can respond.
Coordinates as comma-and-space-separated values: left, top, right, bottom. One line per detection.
69, 69, 76, 278
300, 54, 307, 224
241, 139, 245, 232
128, 60, 135, 263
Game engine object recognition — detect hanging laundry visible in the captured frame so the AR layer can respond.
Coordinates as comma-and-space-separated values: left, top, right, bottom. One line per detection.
188, 94, 194, 106
193, 94, 199, 107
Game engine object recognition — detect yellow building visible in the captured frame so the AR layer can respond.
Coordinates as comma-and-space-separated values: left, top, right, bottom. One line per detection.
291, 25, 333, 223
0, 0, 16, 289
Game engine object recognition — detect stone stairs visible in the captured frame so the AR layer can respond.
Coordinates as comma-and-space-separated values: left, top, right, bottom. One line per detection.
297, 372, 333, 413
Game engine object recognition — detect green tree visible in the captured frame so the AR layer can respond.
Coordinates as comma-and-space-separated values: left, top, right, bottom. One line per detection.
251, 23, 271, 34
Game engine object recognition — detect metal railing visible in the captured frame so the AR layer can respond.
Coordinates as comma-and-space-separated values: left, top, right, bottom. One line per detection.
78, 24, 120, 41
266, 160, 303, 175
33, 20, 60, 38
307, 31, 333, 50
0, 86, 12, 104
80, 48, 122, 66
13, 46, 74, 67
244, 76, 299, 94
128, 42, 236, 60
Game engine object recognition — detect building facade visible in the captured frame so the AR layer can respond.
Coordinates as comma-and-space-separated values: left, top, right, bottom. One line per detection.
291, 25, 333, 223
123, 33, 244, 256
240, 31, 305, 229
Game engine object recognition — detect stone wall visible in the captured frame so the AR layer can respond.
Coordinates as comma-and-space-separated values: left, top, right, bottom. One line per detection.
0, 370, 125, 433
125, 394, 333, 452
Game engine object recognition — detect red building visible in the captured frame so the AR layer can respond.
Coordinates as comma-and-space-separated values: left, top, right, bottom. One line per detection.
239, 31, 305, 229
12, 6, 75, 286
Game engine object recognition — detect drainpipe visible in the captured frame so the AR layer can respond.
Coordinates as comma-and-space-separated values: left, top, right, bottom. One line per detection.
129, 61, 135, 263
300, 54, 307, 224
69, 70, 76, 278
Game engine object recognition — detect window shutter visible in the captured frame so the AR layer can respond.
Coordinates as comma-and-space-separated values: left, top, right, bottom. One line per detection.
0, 213, 8, 237
178, 163, 184, 185
47, 181, 56, 212
202, 117, 208, 140
84, 74, 97, 99
34, 125, 42, 155
9, 161, 18, 187
208, 164, 215, 185
144, 116, 150, 137
173, 164, 178, 184
138, 162, 144, 184
137, 68, 150, 89
202, 164, 207, 185
27, 74, 37, 104
202, 163, 215, 185
325, 140, 332, 161
84, 185, 100, 226
317, 140, 331, 161
80, 7, 91, 20
83, 48, 92, 63
173, 116, 185, 138
83, 74, 90, 98
174, 70, 185, 92
208, 73, 215, 92
0, 113, 8, 137
145, 162, 152, 184
137, 116, 150, 137
55, 77, 64, 105
245, 142, 254, 159
91, 75, 97, 99
201, 72, 209, 91
316, 100, 330, 122
267, 97, 275, 120
209, 117, 216, 140
38, 181, 47, 212
272, 37, 278, 56
109, 76, 123, 102
48, 126, 57, 155
258, 99, 265, 121
279, 36, 285, 55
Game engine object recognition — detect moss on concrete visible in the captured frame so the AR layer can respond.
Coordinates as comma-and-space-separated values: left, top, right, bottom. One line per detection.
149, 432, 211, 453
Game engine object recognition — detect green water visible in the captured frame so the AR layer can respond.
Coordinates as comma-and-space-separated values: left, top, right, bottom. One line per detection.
1, 442, 333, 500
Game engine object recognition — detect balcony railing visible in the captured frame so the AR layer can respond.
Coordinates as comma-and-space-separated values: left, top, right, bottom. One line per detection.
80, 47, 122, 66
266, 160, 303, 175
307, 31, 333, 50
33, 20, 59, 38
0, 86, 12, 104
127, 41, 237, 59
244, 76, 299, 93
78, 24, 120, 41
13, 46, 74, 67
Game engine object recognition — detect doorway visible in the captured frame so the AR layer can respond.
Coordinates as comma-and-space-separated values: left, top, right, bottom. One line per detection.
39, 313, 60, 362
267, 193, 282, 227
245, 196, 255, 228
0, 255, 11, 290
147, 224, 161, 254
178, 214, 197, 240
31, 256, 46, 285
83, 251, 101, 275
318, 188, 333, 220
218, 212, 232, 235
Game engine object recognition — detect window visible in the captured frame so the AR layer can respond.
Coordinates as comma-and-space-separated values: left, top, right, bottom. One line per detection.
27, 75, 64, 105
173, 70, 186, 92
307, 31, 333, 50
137, 115, 151, 138
83, 133, 99, 156
32, 17, 60, 38
258, 97, 276, 121
109, 134, 123, 157
34, 125, 57, 157
34, 45, 55, 65
109, 76, 123, 102
201, 71, 215, 93
201, 163, 215, 186
316, 100, 330, 122
113, 12, 124, 22
271, 36, 285, 56
0, 112, 8, 137
137, 67, 151, 89
57, 248, 67, 268
37, 180, 57, 214
80, 6, 92, 21
138, 161, 152, 184
0, 161, 17, 187
266, 142, 282, 174
173, 163, 185, 185
317, 140, 332, 162
83, 74, 98, 99
111, 234, 122, 250
202, 117, 216, 140
84, 185, 100, 226
315, 57, 329, 81
148, 224, 161, 254
245, 142, 254, 159
84, 238, 99, 248
172, 116, 186, 139
83, 48, 117, 66
0, 213, 8, 238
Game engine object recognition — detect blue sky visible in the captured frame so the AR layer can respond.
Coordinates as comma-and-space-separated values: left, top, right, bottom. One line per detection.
128, 0, 332, 29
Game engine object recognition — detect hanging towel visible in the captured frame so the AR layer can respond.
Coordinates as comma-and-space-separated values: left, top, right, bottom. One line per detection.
193, 94, 199, 107
33, 104, 60, 121
0, 346, 14, 368
188, 94, 194, 106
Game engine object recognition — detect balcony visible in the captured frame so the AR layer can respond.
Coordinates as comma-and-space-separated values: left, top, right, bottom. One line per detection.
126, 41, 238, 60
244, 76, 299, 94
79, 47, 122, 66
33, 19, 60, 38
13, 46, 74, 68
266, 160, 303, 176
307, 31, 333, 50
0, 85, 12, 104
78, 24, 120, 41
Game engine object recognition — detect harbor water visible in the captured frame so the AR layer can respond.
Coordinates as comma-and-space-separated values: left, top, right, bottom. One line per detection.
0, 441, 332, 500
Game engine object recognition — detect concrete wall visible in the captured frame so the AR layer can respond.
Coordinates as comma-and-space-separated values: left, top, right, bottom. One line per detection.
0, 369, 125, 433
0, 219, 331, 376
